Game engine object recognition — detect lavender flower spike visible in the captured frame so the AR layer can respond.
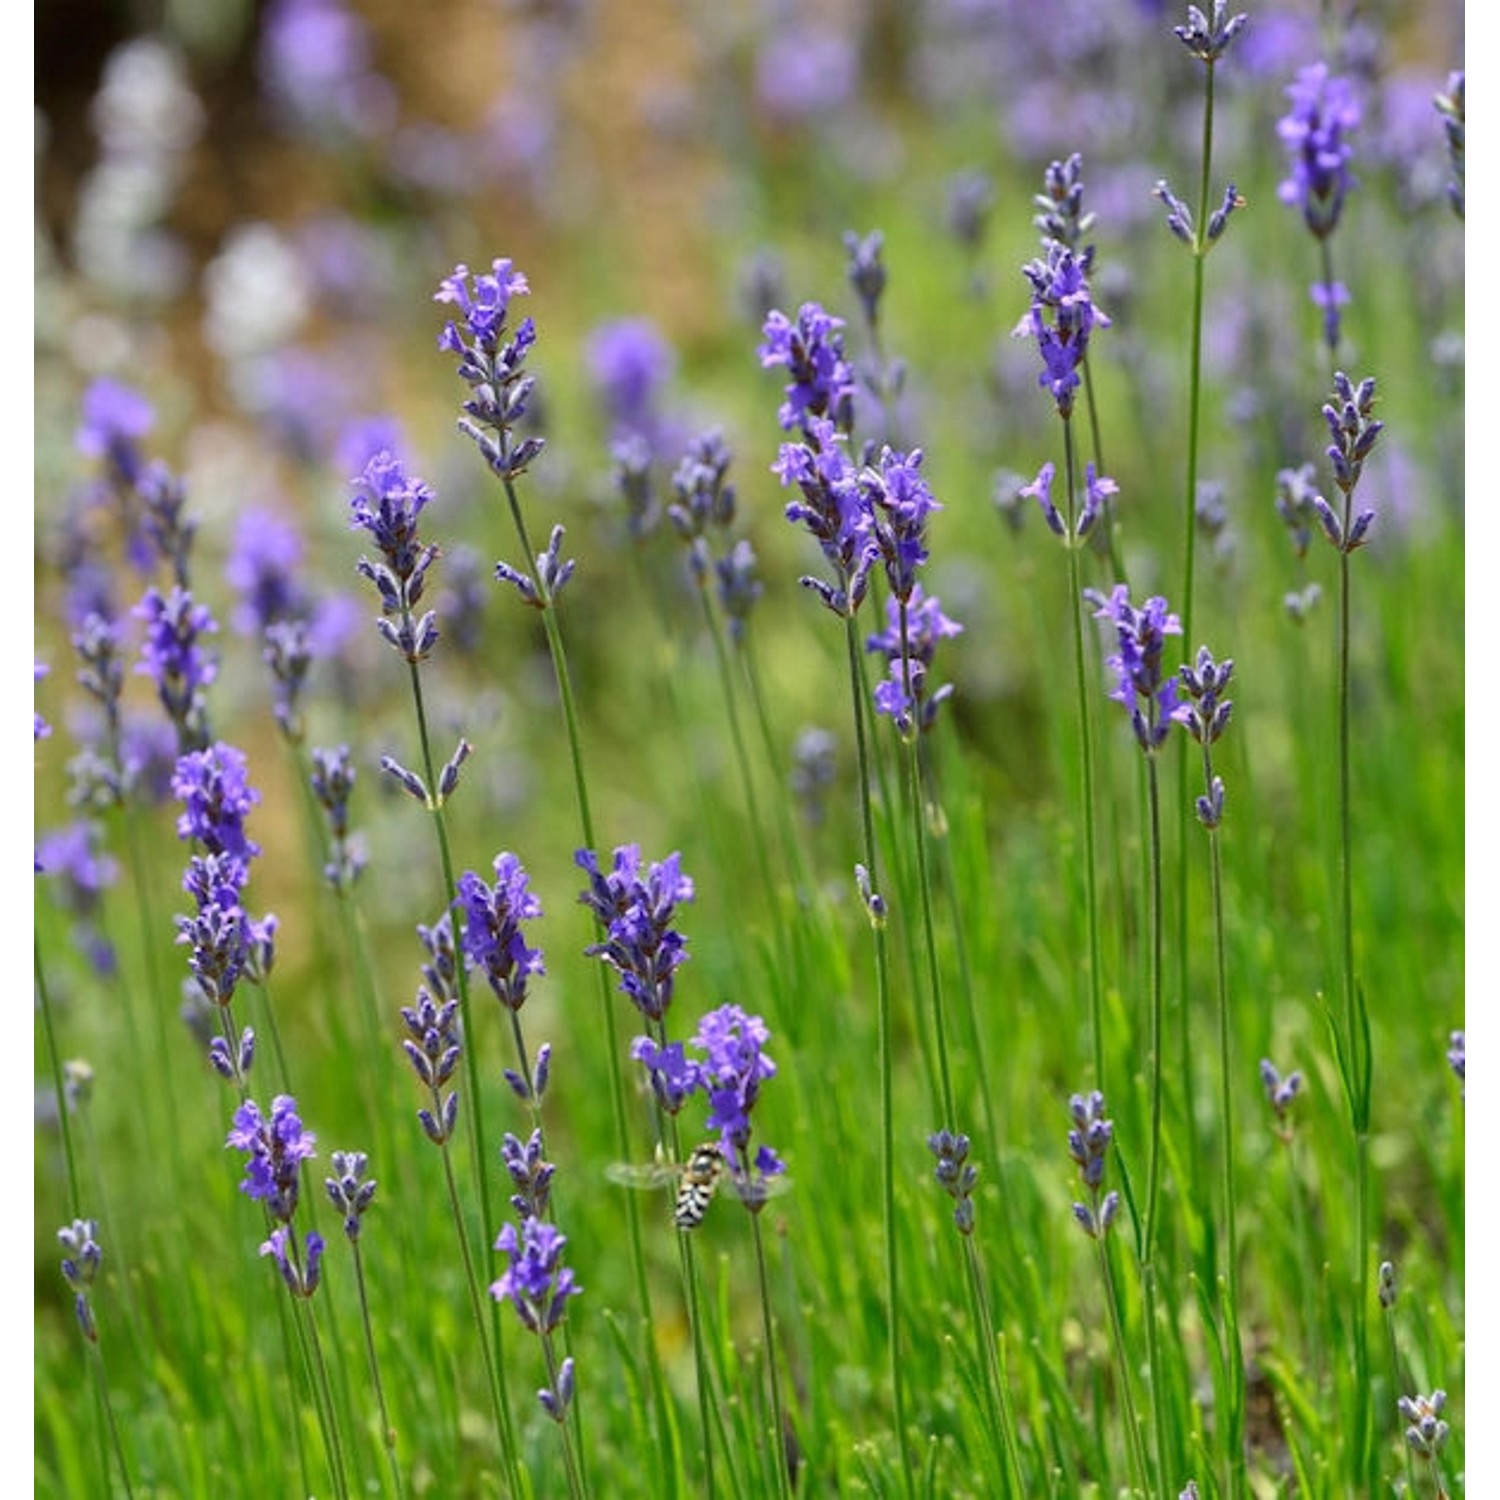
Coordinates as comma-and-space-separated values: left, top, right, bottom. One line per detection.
58, 1218, 103, 1342
1174, 2, 1248, 65
759, 303, 857, 434
1091, 586, 1183, 754
492, 1216, 583, 1338
227, 1094, 317, 1222
1066, 1090, 1119, 1240
457, 852, 546, 1012
1277, 63, 1361, 241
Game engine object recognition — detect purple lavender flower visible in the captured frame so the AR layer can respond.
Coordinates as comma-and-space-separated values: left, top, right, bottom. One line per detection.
1020, 459, 1118, 546
1398, 1391, 1450, 1461
1066, 1090, 1120, 1239
457, 853, 545, 1013
1091, 586, 1183, 754
668, 429, 738, 587
260, 1225, 325, 1299
171, 741, 262, 869
134, 586, 219, 750
261, 620, 313, 740
714, 540, 763, 643
1032, 154, 1095, 262
309, 745, 366, 891
434, 258, 545, 481
349, 452, 440, 662
928, 1129, 979, 1236
1259, 1058, 1304, 1138
1314, 371, 1382, 553
689, 1003, 785, 1198
609, 434, 659, 541
259, 0, 393, 142
945, 168, 996, 253
227, 1094, 317, 1221
400, 982, 463, 1147
1174, 2, 1248, 64
865, 584, 962, 736
586, 318, 675, 446
759, 303, 857, 434
1278, 62, 1361, 241
226, 506, 307, 637
773, 416, 876, 618
37, 821, 119, 974
177, 852, 255, 1007
1014, 241, 1110, 420
324, 1150, 377, 1242
500, 1129, 555, 1221
576, 844, 694, 1023
58, 1218, 103, 1343
492, 1216, 582, 1337
1174, 646, 1235, 827
859, 446, 939, 604
629, 1035, 701, 1117
75, 378, 153, 487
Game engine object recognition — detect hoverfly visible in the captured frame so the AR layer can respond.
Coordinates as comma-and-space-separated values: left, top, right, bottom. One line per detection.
606, 1141, 792, 1231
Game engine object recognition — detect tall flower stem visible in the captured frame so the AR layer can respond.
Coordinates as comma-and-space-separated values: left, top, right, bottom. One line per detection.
750, 1213, 793, 1500
497, 470, 678, 1483
842, 609, 911, 1500
1060, 417, 1105, 1092
963, 1234, 1023, 1493
349, 1239, 409, 1500
1205, 807, 1246, 1497
1141, 753, 1171, 1493
35, 935, 83, 1217
85, 1336, 137, 1500
1097, 1234, 1152, 1498
438, 1138, 522, 1497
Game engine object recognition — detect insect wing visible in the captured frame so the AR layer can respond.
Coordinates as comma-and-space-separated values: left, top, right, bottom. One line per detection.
605, 1160, 681, 1190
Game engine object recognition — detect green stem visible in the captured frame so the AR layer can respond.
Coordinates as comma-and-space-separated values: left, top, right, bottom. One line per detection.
751, 1212, 794, 1500
87, 1339, 137, 1500
1141, 753, 1171, 1493
1097, 1232, 1151, 1498
351, 1241, 409, 1500
963, 1234, 1024, 1495
1060, 417, 1105, 1094
35, 934, 83, 1217
302, 1296, 351, 1500
842, 609, 911, 1500
1207, 812, 1246, 1499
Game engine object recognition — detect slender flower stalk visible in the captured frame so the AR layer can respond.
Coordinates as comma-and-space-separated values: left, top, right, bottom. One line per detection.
1174, 644, 1245, 1496
1093, 583, 1186, 1491
1066, 1094, 1150, 1497
928, 1131, 1024, 1493
325, 1152, 408, 1500
58, 1218, 137, 1500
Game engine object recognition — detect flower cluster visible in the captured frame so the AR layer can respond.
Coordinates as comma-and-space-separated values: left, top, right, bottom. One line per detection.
1066, 1091, 1119, 1240
841, 229, 887, 330
1091, 586, 1183, 754
58, 1218, 104, 1343
577, 844, 695, 1023
1311, 372, 1382, 554
401, 918, 464, 1147
457, 852, 546, 1014
1174, 646, 1235, 827
227, 1094, 316, 1222
928, 1129, 979, 1236
1277, 62, 1360, 241
587, 317, 675, 450
691, 1004, 785, 1198
865, 584, 962, 736
1173, 2, 1248, 65
1014, 240, 1109, 420
759, 302, 857, 435
773, 416, 875, 618
349, 451, 440, 662
1032, 154, 1094, 262
1259, 1059, 1304, 1139
1397, 1390, 1450, 1461
134, 585, 218, 751
324, 1150, 378, 1244
309, 745, 366, 891
434, 257, 544, 481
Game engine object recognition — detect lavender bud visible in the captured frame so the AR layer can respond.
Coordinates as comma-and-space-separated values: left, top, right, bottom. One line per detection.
437, 738, 473, 801
380, 755, 429, 805
855, 863, 886, 926
494, 558, 543, 608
